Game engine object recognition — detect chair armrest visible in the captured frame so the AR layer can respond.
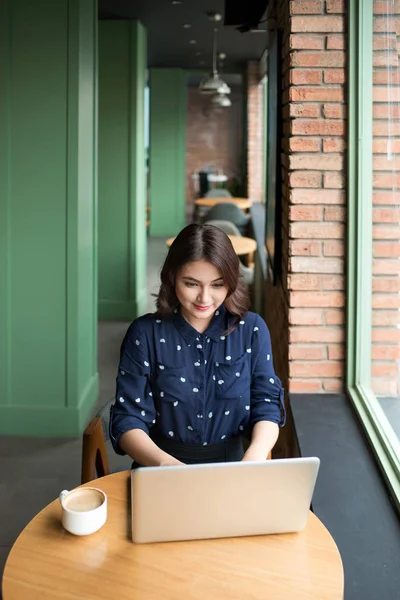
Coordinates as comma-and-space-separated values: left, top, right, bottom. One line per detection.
81, 417, 110, 484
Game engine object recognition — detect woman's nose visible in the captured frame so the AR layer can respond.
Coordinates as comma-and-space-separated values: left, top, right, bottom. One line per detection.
197, 287, 211, 304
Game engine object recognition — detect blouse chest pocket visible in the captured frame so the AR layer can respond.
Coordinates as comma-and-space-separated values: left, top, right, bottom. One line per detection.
154, 362, 188, 402
214, 353, 251, 400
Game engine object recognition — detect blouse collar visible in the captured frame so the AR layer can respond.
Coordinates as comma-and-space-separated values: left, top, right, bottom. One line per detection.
172, 304, 229, 343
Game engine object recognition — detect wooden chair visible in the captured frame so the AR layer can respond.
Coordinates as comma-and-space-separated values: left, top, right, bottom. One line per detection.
81, 400, 112, 484
81, 400, 271, 484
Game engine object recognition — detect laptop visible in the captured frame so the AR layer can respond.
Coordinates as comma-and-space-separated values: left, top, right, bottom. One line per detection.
131, 457, 320, 543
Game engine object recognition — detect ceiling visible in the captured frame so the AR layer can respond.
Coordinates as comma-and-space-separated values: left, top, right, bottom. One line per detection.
98, 0, 268, 72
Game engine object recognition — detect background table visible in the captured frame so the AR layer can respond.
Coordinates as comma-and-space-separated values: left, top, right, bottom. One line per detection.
194, 197, 251, 211
3, 471, 344, 600
166, 235, 257, 258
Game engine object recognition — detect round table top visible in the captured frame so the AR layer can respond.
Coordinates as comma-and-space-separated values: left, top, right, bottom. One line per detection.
194, 197, 252, 210
166, 235, 257, 257
3, 471, 344, 600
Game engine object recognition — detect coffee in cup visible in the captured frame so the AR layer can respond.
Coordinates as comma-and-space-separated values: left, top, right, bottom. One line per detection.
59, 487, 107, 536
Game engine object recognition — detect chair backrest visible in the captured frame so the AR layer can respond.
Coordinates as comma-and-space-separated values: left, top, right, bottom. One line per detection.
205, 189, 232, 198
206, 219, 242, 236
203, 203, 250, 235
81, 399, 113, 484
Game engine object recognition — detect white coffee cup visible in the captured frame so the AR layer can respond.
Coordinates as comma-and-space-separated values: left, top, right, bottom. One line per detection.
59, 487, 107, 536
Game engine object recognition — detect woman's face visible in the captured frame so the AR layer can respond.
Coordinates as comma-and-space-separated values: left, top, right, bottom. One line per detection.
175, 260, 228, 332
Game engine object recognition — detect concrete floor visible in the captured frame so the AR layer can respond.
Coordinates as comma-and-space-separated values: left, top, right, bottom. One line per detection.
0, 237, 168, 593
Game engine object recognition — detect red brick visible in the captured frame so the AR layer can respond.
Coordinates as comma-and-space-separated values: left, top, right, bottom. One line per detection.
323, 137, 346, 152
373, 17, 397, 34
373, 104, 400, 120
323, 379, 344, 392
372, 363, 398, 378
327, 34, 345, 50
372, 328, 400, 342
291, 51, 345, 68
373, 191, 400, 205
290, 291, 344, 308
289, 103, 321, 118
373, 225, 400, 240
373, 120, 400, 137
290, 205, 323, 221
325, 309, 345, 325
373, 52, 398, 68
289, 171, 321, 188
290, 240, 322, 255
290, 0, 323, 14
289, 345, 326, 360
290, 69, 323, 85
373, 69, 400, 85
372, 294, 400, 309
322, 104, 346, 119
326, 0, 345, 13
291, 16, 345, 32
373, 1, 395, 15
373, 35, 397, 51
373, 86, 400, 103
291, 119, 345, 136
290, 326, 345, 343
290, 153, 344, 171
291, 222, 345, 239
290, 361, 343, 377
290, 188, 345, 204
289, 33, 325, 50
372, 277, 400, 292
290, 87, 344, 102
324, 206, 346, 221
372, 311, 400, 327
288, 274, 321, 290
328, 344, 345, 359
373, 139, 400, 154
371, 379, 398, 396
322, 275, 345, 290
373, 155, 400, 172
373, 259, 400, 275
374, 172, 400, 189
323, 68, 345, 83
373, 208, 400, 223
372, 345, 400, 360
290, 256, 344, 273
324, 240, 345, 256
289, 137, 321, 152
289, 379, 323, 392
289, 308, 324, 325
324, 172, 345, 188
373, 242, 400, 257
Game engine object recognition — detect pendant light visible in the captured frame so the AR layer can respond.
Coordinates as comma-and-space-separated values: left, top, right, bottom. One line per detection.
199, 14, 231, 95
211, 93, 232, 107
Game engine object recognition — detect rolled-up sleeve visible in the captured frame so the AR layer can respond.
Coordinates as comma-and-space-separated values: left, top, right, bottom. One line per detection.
249, 315, 286, 428
110, 321, 156, 455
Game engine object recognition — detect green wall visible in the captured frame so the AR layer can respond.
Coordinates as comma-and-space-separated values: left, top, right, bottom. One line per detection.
98, 21, 147, 320
149, 69, 187, 237
0, 0, 98, 436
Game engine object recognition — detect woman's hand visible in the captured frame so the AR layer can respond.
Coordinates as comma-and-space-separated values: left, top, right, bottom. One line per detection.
159, 455, 185, 467
241, 421, 279, 462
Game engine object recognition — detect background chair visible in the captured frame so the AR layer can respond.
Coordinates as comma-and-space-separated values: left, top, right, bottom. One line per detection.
207, 220, 254, 286
81, 399, 113, 484
203, 202, 250, 235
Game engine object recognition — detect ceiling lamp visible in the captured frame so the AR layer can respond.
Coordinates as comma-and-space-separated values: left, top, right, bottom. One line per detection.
211, 93, 232, 108
199, 14, 230, 95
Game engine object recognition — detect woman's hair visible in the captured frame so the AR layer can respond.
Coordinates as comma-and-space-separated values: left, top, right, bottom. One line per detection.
156, 224, 250, 326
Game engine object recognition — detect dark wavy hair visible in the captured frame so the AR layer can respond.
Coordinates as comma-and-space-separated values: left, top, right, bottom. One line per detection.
156, 224, 250, 329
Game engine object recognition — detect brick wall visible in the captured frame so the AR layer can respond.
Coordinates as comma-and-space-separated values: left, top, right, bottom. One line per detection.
372, 0, 400, 396
247, 61, 265, 203
185, 86, 244, 207
264, 0, 347, 396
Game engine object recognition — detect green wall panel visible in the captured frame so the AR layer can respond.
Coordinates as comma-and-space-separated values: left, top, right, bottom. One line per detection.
149, 69, 187, 237
98, 21, 147, 320
0, 0, 98, 436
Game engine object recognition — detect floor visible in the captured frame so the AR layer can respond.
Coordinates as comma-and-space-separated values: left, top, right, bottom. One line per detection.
0, 237, 168, 592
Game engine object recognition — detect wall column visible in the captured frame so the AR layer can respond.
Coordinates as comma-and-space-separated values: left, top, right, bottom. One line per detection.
98, 21, 147, 320
149, 68, 187, 237
0, 0, 98, 436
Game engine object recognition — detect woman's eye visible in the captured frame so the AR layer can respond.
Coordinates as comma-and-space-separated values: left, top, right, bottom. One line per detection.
213, 283, 224, 288
184, 282, 197, 288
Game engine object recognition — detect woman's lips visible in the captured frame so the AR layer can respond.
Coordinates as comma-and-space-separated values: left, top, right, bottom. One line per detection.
194, 304, 211, 311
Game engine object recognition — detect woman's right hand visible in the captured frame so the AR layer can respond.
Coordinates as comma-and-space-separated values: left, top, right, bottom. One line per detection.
159, 454, 185, 467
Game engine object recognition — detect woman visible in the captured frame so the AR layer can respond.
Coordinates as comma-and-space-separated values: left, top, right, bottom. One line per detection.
110, 224, 285, 467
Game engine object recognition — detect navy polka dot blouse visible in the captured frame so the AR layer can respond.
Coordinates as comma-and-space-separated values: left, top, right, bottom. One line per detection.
110, 306, 286, 454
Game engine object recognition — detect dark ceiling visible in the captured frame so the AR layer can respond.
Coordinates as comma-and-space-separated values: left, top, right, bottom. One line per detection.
98, 0, 268, 72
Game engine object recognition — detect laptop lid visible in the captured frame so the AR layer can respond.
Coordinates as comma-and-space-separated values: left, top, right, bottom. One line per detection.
131, 457, 320, 543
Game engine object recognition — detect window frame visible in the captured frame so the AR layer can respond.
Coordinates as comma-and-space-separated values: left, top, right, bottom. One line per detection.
347, 0, 400, 511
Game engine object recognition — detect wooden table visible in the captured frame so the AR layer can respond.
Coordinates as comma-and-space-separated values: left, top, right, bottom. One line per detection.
195, 197, 252, 211
166, 235, 257, 258
2, 471, 344, 600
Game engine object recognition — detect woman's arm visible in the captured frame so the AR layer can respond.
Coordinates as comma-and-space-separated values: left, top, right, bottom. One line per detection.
119, 429, 184, 466
242, 421, 279, 461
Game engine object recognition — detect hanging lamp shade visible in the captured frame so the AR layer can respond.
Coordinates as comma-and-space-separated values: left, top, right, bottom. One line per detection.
199, 26, 230, 95
211, 93, 232, 107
